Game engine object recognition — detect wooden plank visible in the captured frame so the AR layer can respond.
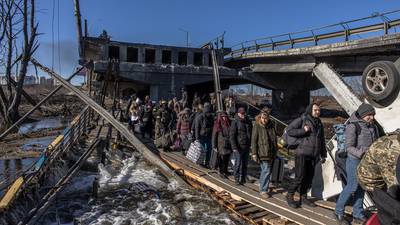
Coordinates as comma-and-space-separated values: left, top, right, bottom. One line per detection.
234, 203, 253, 211
249, 211, 270, 219
262, 214, 280, 225
229, 200, 248, 207
314, 200, 353, 215
160, 153, 243, 201
162, 153, 328, 225
238, 206, 263, 215
0, 177, 24, 211
242, 179, 339, 221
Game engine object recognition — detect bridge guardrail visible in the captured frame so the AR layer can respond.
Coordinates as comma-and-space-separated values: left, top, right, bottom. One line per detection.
227, 10, 400, 59
0, 106, 94, 212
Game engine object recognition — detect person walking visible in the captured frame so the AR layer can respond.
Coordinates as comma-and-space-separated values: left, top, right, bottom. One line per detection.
251, 108, 277, 198
141, 103, 154, 139
194, 103, 214, 167
334, 103, 379, 225
212, 111, 232, 178
230, 107, 252, 185
177, 108, 192, 153
285, 102, 327, 208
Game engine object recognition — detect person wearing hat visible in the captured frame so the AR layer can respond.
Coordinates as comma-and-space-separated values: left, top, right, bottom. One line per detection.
335, 103, 380, 225
230, 107, 252, 185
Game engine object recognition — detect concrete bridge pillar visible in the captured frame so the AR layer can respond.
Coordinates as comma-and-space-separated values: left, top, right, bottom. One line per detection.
271, 88, 310, 121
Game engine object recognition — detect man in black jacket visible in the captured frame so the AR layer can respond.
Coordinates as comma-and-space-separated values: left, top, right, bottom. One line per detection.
230, 107, 252, 185
194, 103, 214, 166
286, 102, 327, 208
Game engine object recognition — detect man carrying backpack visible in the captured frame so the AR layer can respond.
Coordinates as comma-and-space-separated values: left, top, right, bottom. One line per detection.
285, 102, 326, 208
334, 103, 379, 225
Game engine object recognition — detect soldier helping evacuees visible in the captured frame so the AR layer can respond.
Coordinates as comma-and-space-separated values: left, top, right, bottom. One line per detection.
230, 107, 252, 185
212, 111, 231, 178
334, 103, 379, 225
251, 108, 277, 198
285, 102, 327, 209
357, 131, 400, 225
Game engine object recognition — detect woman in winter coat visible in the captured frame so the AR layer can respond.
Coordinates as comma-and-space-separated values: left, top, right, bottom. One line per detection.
177, 108, 191, 137
212, 111, 231, 178
176, 108, 192, 153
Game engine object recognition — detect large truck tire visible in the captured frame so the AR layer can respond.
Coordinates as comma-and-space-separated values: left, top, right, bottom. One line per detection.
362, 61, 400, 103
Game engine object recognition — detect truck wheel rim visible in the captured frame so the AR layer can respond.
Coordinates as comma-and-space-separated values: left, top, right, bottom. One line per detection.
365, 67, 388, 95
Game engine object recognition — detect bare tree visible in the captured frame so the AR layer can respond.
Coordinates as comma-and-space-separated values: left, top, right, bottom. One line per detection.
0, 0, 38, 131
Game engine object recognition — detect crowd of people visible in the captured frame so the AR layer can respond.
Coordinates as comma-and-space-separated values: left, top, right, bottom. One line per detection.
117, 91, 400, 225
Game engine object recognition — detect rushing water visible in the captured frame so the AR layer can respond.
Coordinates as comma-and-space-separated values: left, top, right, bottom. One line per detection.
40, 150, 243, 225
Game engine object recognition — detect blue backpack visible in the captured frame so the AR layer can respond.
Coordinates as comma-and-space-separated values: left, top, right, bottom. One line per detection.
334, 122, 361, 158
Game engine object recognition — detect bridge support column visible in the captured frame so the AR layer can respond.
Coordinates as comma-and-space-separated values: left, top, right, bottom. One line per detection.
271, 88, 310, 121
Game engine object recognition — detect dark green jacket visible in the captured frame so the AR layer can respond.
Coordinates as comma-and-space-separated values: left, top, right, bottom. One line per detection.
251, 119, 277, 162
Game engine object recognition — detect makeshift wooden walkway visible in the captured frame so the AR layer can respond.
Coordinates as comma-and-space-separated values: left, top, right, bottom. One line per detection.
159, 151, 346, 225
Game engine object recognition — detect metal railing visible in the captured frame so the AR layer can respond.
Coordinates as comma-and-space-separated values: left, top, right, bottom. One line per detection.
227, 10, 400, 59
0, 106, 94, 212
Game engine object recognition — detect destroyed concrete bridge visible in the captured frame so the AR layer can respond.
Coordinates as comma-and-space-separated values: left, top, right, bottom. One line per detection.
82, 11, 400, 119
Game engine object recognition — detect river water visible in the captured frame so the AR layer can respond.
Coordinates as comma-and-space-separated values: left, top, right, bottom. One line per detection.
18, 117, 69, 134
0, 117, 66, 197
39, 150, 243, 225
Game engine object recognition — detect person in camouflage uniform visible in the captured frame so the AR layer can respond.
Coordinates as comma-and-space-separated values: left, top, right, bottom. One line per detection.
357, 133, 400, 192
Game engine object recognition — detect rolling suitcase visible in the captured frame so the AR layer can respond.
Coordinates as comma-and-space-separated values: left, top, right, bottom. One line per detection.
271, 156, 284, 184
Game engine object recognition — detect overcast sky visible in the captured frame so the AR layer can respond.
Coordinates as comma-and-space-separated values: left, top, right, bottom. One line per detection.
31, 0, 400, 82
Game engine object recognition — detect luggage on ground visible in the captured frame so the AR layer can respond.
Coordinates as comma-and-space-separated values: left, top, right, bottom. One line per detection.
186, 140, 206, 165
271, 156, 284, 183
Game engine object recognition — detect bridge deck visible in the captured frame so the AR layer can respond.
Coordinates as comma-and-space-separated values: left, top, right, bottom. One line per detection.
159, 150, 344, 225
